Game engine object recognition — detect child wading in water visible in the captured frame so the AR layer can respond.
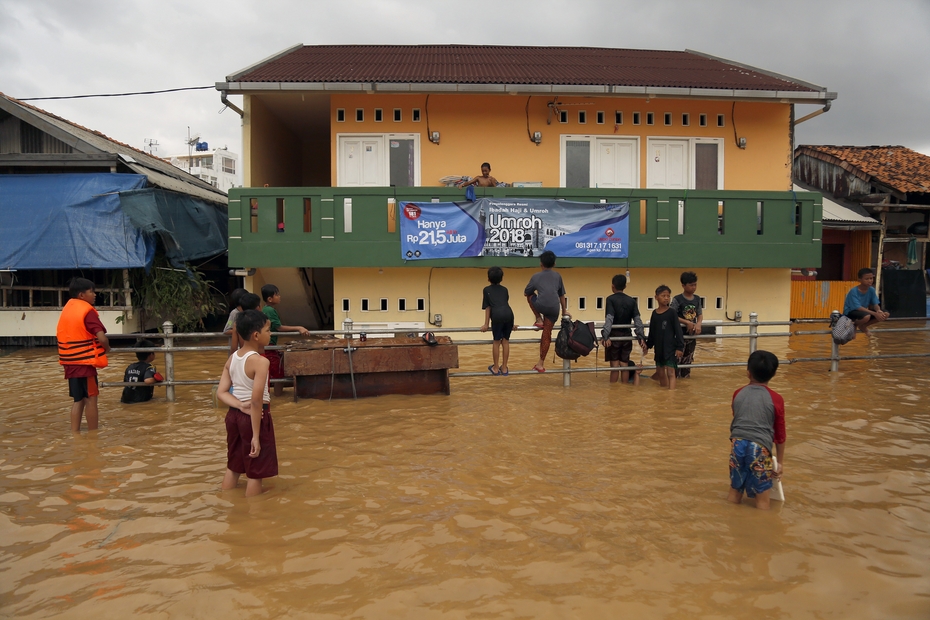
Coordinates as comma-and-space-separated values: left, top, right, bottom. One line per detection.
728, 350, 786, 510
480, 266, 515, 376
261, 284, 310, 396
645, 285, 684, 389
217, 309, 278, 497
671, 271, 702, 378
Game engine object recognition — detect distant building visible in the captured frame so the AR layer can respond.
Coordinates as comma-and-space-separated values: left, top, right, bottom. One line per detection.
793, 145, 929, 318
169, 143, 239, 192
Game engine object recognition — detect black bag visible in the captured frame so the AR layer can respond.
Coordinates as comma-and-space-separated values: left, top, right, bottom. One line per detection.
555, 318, 598, 360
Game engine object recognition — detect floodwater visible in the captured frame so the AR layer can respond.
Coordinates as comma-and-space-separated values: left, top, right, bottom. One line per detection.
1, 326, 929, 619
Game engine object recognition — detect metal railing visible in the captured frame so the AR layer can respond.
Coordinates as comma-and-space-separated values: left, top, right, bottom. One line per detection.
95, 312, 930, 401
1, 285, 132, 310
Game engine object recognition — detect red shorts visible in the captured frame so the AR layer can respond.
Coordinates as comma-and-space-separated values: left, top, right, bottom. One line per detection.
225, 404, 278, 479
263, 350, 284, 380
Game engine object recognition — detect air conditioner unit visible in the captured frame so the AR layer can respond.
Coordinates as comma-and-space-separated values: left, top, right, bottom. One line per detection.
341, 320, 426, 338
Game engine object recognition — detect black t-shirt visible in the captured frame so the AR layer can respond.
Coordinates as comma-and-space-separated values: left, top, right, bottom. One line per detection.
646, 307, 685, 363
121, 361, 156, 403
671, 293, 702, 323
604, 292, 642, 337
482, 284, 515, 325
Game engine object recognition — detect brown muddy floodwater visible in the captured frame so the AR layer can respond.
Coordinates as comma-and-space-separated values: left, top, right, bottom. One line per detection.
1, 326, 929, 619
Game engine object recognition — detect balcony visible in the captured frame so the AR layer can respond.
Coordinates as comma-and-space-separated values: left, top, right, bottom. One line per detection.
228, 187, 822, 269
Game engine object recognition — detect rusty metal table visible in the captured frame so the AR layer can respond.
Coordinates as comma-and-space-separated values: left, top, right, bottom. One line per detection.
283, 336, 459, 400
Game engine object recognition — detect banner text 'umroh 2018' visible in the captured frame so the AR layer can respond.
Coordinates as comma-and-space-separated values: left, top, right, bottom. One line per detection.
399, 198, 629, 260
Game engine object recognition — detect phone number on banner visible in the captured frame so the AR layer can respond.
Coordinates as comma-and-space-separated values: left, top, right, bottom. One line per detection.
575, 242, 624, 250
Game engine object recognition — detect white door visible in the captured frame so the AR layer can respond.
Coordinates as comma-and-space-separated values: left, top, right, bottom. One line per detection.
647, 139, 689, 189
594, 138, 636, 188
338, 136, 386, 186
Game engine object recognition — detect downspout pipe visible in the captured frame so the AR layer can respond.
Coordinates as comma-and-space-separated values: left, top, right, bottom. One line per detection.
792, 100, 831, 127
220, 90, 244, 118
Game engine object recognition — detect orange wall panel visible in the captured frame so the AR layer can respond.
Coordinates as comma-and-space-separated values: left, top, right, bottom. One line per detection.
791, 280, 857, 319
848, 230, 872, 275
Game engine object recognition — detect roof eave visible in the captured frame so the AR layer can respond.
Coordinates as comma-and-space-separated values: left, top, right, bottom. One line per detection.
684, 49, 832, 95
225, 44, 303, 82
217, 81, 834, 104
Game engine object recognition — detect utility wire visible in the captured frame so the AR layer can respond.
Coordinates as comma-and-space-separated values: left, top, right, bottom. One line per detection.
18, 86, 214, 101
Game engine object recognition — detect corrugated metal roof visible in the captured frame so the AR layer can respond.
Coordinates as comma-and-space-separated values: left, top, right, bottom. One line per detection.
229, 45, 824, 93
0, 92, 227, 205
797, 145, 930, 196
793, 184, 880, 227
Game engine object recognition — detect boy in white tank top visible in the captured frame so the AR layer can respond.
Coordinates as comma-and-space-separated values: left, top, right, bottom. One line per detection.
217, 309, 277, 496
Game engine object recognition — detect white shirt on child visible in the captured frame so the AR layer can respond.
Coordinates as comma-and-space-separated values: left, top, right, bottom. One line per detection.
229, 350, 270, 404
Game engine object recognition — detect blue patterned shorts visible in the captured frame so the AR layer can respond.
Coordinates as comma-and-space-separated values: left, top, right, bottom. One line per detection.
729, 438, 774, 498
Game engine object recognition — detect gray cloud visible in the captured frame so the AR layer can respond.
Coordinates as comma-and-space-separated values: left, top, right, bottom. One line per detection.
2, 0, 928, 161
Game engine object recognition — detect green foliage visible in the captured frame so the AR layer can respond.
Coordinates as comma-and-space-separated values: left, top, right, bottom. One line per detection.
128, 255, 224, 332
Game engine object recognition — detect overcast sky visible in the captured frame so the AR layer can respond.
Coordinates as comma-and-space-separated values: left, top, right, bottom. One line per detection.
2, 0, 928, 178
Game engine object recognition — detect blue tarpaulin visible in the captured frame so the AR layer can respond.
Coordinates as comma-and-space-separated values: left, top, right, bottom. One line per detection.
0, 173, 153, 269
117, 188, 227, 267
0, 173, 228, 271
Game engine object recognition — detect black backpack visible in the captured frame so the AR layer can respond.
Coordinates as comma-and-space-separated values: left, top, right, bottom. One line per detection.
555, 318, 598, 360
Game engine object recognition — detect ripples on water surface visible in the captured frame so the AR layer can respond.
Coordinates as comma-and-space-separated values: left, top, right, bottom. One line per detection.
1, 327, 929, 619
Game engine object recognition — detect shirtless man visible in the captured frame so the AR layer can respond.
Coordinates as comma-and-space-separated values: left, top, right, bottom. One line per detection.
460, 162, 499, 188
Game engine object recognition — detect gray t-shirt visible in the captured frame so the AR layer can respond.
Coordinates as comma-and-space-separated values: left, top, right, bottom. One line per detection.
730, 384, 786, 452
524, 270, 565, 320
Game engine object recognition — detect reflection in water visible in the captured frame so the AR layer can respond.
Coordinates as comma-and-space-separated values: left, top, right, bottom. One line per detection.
1, 328, 929, 618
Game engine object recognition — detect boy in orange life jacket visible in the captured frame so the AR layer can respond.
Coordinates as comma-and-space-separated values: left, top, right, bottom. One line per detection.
57, 278, 110, 431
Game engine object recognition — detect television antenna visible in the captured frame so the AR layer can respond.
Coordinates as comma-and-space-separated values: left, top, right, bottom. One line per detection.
185, 126, 200, 173
143, 138, 159, 155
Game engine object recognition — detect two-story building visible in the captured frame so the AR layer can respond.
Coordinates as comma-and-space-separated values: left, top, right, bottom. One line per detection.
216, 45, 834, 333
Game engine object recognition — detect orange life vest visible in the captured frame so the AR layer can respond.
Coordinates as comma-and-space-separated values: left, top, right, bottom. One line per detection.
57, 299, 108, 368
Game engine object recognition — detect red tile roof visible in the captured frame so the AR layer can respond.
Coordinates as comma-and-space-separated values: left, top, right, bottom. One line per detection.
230, 45, 823, 93
796, 146, 930, 195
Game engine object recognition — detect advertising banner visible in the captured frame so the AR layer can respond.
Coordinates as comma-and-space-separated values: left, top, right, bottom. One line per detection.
400, 198, 629, 260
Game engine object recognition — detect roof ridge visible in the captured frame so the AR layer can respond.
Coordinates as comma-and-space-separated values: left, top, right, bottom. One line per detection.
0, 91, 158, 161
0, 91, 227, 201
223, 46, 829, 96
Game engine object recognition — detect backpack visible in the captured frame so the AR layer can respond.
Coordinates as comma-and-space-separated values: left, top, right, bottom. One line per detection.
555, 318, 598, 360
830, 314, 856, 345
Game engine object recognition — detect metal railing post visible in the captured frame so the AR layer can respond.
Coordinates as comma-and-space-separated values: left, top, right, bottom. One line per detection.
829, 310, 840, 372
163, 321, 176, 402
563, 357, 571, 387
748, 312, 758, 354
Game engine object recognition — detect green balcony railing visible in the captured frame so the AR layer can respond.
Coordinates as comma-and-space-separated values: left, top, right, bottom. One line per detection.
228, 187, 821, 269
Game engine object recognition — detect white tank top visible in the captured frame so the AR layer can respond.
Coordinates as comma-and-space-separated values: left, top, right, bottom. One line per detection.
229, 350, 270, 404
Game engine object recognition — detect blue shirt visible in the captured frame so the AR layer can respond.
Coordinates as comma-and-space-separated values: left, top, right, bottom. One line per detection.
843, 285, 880, 315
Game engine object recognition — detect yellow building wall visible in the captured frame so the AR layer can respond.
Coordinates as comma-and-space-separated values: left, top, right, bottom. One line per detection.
244, 96, 303, 188
245, 267, 317, 328
329, 94, 792, 190
332, 266, 791, 337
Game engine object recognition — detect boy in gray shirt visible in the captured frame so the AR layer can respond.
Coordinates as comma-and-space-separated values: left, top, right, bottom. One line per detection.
524, 250, 567, 373
729, 350, 786, 510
